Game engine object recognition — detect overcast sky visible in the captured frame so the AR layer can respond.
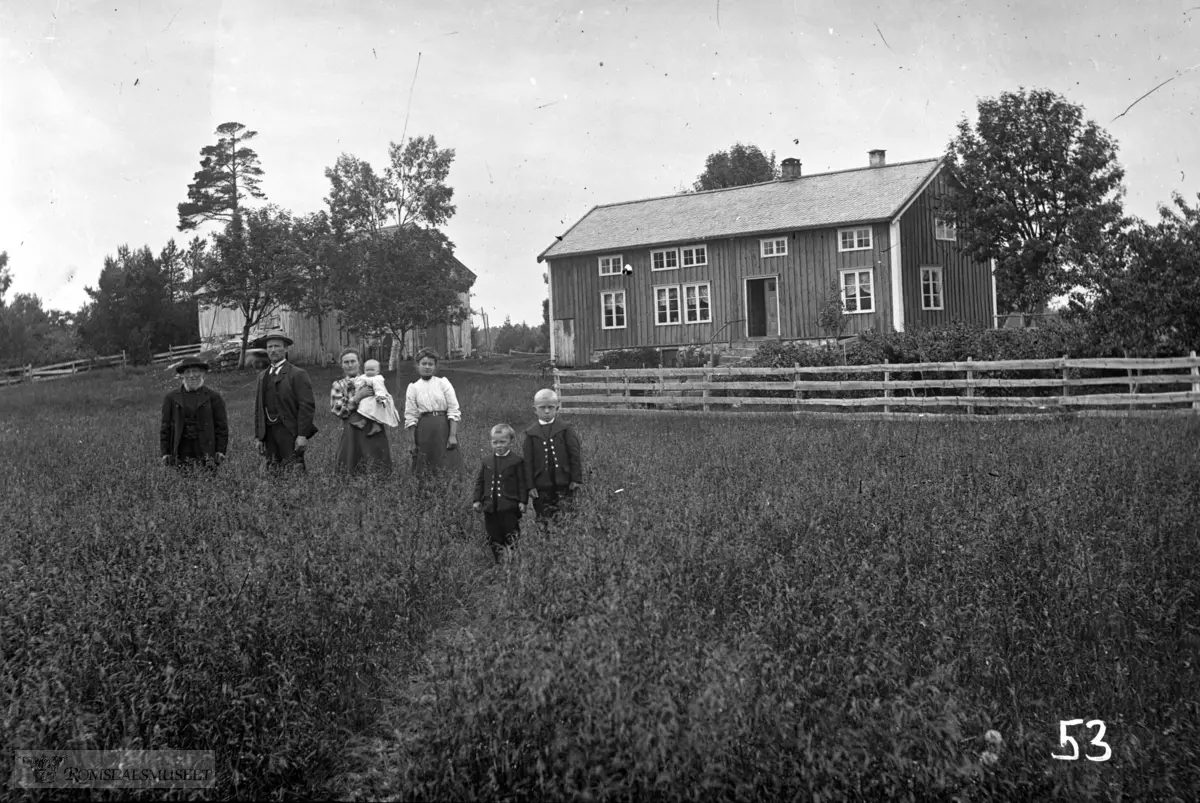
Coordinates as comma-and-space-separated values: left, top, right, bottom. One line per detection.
2, 0, 1197, 327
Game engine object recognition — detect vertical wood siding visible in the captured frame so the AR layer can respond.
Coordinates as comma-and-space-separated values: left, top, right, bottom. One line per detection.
899, 172, 995, 329
198, 292, 471, 366
550, 224, 894, 364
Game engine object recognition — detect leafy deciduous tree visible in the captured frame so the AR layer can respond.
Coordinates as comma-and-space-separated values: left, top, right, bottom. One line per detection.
943, 88, 1126, 313
178, 122, 266, 231
201, 206, 304, 367
1072, 193, 1200, 355
333, 225, 472, 351
278, 211, 341, 362
693, 143, 779, 191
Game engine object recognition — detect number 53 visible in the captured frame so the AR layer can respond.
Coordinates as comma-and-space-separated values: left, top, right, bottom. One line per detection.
1052, 719, 1112, 762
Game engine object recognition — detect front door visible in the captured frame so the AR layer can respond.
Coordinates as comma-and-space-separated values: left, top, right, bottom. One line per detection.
746, 278, 780, 338
553, 318, 575, 366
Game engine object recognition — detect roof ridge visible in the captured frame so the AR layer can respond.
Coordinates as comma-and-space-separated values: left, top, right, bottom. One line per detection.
587, 157, 942, 211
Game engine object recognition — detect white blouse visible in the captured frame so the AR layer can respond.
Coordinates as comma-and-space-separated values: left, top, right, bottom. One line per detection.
404, 376, 461, 428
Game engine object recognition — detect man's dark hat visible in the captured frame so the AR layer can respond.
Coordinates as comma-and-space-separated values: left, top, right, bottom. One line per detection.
252, 330, 295, 348
175, 355, 210, 374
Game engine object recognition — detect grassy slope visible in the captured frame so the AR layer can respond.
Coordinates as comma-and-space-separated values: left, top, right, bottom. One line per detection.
1, 365, 1198, 801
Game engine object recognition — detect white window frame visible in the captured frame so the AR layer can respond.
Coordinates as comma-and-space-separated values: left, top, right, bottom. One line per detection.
840, 269, 875, 314
683, 282, 712, 324
598, 254, 623, 276
920, 266, 944, 310
934, 217, 957, 241
654, 285, 681, 326
600, 290, 626, 330
759, 237, 787, 258
650, 248, 679, 272
838, 226, 873, 252
681, 243, 708, 267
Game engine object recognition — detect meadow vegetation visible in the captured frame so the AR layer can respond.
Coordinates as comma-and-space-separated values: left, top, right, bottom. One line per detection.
1, 365, 1197, 800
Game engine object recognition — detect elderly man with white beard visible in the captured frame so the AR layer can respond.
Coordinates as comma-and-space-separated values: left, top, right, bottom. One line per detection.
160, 355, 229, 471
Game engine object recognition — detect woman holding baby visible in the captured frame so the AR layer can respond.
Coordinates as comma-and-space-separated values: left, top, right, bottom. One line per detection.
330, 347, 395, 476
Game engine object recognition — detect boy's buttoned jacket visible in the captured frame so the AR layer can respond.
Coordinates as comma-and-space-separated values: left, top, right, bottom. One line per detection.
521, 420, 582, 491
473, 452, 527, 513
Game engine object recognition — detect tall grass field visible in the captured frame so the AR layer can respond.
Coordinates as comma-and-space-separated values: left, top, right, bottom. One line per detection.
1, 364, 1197, 801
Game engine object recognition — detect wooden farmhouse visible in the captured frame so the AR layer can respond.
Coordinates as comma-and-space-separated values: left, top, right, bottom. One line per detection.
537, 151, 997, 367
197, 253, 475, 366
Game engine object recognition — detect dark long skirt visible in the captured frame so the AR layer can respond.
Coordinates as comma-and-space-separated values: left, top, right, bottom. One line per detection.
336, 417, 393, 476
412, 414, 463, 476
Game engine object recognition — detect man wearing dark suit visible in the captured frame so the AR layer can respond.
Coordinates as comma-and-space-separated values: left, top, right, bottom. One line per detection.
160, 355, 228, 471
253, 332, 318, 472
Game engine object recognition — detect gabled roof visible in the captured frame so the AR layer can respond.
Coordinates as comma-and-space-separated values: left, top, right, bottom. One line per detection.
538, 158, 942, 262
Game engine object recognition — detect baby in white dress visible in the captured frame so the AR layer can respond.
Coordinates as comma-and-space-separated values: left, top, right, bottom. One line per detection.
351, 360, 401, 434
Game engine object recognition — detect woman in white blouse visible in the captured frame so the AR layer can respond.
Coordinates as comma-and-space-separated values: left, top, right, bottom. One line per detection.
404, 348, 463, 475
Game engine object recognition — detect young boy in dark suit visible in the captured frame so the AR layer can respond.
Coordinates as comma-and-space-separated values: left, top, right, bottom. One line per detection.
522, 389, 582, 522
472, 424, 527, 563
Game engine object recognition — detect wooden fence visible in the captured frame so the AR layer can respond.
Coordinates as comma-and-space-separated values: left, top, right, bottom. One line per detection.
0, 342, 205, 389
0, 351, 128, 388
555, 353, 1200, 419
151, 343, 204, 365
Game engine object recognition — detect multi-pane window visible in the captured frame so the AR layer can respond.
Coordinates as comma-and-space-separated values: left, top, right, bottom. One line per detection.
921, 267, 944, 310
681, 244, 708, 267
655, 286, 681, 325
934, 218, 957, 241
684, 283, 711, 323
760, 237, 787, 257
601, 291, 626, 329
598, 255, 623, 275
651, 248, 679, 271
841, 269, 874, 313
838, 227, 873, 251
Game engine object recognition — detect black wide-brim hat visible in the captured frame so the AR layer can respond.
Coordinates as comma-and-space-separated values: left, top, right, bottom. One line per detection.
175, 355, 210, 373
251, 331, 295, 348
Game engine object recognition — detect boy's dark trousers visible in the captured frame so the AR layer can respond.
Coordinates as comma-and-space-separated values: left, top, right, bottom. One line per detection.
532, 486, 573, 521
484, 511, 521, 561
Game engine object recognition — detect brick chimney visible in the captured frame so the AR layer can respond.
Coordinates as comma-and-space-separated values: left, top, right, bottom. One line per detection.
869, 149, 886, 167
780, 157, 802, 180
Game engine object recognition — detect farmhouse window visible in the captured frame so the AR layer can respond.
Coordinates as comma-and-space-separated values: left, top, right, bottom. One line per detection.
760, 237, 787, 257
681, 244, 708, 267
601, 291, 626, 329
838, 227, 872, 252
841, 269, 874, 313
934, 218, 957, 241
655, 286, 681, 325
921, 266, 944, 310
684, 283, 711, 323
651, 248, 679, 271
598, 255, 623, 276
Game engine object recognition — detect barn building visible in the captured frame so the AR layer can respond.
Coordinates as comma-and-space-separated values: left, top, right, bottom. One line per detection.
537, 151, 998, 367
197, 254, 475, 366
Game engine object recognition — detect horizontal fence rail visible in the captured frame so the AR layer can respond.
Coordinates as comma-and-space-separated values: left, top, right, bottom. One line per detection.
0, 352, 128, 388
151, 343, 204, 365
554, 353, 1200, 419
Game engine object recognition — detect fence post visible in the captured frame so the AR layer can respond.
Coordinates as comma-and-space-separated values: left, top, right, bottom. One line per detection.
121, 351, 127, 368
1061, 354, 1070, 411
1192, 350, 1199, 412
703, 362, 712, 413
966, 357, 974, 414
793, 362, 802, 417
882, 358, 890, 414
